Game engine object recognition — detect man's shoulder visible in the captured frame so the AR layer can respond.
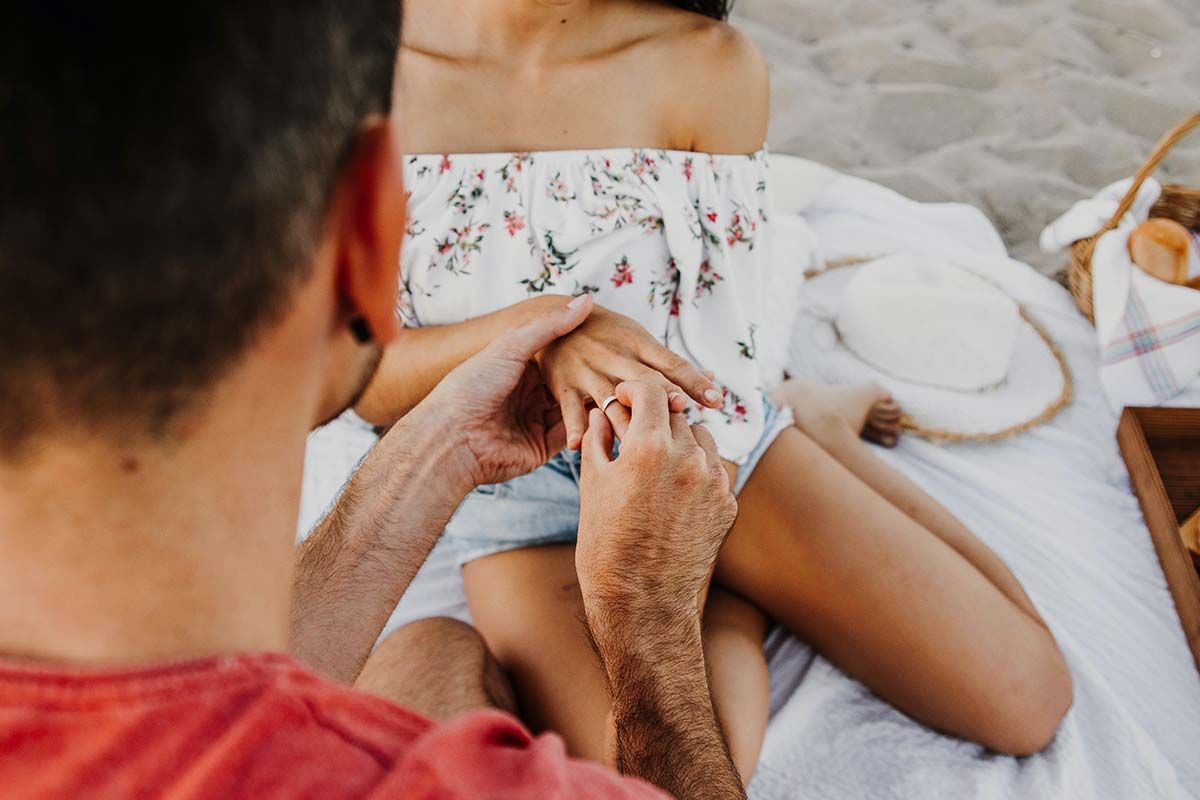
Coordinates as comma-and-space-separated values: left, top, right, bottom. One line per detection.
0, 652, 667, 799
0, 652, 432, 798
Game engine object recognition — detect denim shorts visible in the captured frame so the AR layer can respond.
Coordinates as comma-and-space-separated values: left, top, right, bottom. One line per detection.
443, 396, 794, 565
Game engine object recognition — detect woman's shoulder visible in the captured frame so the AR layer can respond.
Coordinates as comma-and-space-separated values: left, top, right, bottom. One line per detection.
629, 6, 769, 154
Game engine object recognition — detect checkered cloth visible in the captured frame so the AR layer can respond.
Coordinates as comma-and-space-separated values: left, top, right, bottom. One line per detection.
1041, 177, 1200, 409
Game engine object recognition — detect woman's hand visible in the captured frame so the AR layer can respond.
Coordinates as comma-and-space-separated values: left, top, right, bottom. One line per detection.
536, 304, 723, 448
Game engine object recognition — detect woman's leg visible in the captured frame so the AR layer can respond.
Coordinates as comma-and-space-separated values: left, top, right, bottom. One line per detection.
775, 380, 903, 447
773, 380, 1046, 623
716, 426, 1072, 756
462, 544, 769, 781
703, 587, 770, 782
354, 617, 517, 721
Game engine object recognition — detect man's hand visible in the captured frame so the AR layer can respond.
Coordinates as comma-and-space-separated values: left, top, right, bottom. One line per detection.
410, 294, 595, 493
537, 305, 724, 449
576, 380, 737, 623
291, 295, 593, 683
574, 380, 745, 799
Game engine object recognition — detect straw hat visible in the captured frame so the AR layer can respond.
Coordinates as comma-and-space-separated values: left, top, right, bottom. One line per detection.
792, 255, 1071, 442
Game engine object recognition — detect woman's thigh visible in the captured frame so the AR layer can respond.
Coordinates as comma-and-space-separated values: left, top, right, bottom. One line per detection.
715, 427, 1067, 751
463, 545, 611, 759
462, 544, 770, 776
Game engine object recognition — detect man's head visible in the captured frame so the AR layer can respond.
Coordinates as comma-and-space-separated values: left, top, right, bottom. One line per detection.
0, 3, 404, 458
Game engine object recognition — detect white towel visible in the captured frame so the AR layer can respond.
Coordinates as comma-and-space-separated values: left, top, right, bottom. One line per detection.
1041, 177, 1200, 408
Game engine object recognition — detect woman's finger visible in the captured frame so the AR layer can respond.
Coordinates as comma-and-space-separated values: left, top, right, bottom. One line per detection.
558, 390, 588, 450
583, 374, 630, 440
581, 408, 615, 470
610, 360, 689, 414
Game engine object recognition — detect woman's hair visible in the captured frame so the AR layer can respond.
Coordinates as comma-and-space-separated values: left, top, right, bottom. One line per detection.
669, 0, 731, 20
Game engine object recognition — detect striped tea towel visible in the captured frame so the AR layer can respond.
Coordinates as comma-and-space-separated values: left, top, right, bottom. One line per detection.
1041, 177, 1200, 409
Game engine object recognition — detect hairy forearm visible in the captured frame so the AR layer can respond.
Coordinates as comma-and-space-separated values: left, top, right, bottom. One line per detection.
289, 415, 471, 683
356, 296, 563, 426
592, 614, 745, 800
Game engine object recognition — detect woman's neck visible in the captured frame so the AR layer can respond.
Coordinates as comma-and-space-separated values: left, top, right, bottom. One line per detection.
441, 0, 598, 60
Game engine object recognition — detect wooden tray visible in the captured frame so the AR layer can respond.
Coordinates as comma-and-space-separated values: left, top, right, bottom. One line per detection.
1117, 407, 1200, 675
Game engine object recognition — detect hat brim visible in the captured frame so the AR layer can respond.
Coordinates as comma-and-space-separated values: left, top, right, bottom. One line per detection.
790, 260, 1072, 442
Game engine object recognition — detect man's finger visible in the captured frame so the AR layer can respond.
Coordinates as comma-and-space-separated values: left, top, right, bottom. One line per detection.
641, 346, 722, 409
632, 365, 690, 413
668, 410, 694, 443
690, 423, 721, 468
494, 294, 593, 363
582, 408, 615, 469
587, 378, 631, 441
614, 380, 670, 438
603, 401, 631, 441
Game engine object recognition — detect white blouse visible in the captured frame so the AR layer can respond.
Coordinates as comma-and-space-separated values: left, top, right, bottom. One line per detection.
400, 148, 773, 464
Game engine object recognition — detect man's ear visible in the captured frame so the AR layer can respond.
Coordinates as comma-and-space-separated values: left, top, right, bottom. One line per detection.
328, 116, 405, 347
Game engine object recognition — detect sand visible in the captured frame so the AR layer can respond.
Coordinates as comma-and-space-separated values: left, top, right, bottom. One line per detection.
733, 0, 1200, 274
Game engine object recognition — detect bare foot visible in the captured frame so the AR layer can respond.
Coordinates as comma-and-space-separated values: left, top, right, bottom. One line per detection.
772, 380, 903, 448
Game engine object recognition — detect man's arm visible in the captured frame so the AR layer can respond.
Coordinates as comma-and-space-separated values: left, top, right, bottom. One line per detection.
355, 295, 563, 426
292, 296, 595, 683
576, 386, 746, 799
594, 616, 743, 799
290, 414, 473, 683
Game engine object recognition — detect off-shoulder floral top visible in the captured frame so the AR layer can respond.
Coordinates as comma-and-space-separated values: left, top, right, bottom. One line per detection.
400, 148, 772, 464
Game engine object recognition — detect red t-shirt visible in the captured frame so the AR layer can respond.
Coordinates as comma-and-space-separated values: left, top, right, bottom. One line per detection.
0, 652, 666, 799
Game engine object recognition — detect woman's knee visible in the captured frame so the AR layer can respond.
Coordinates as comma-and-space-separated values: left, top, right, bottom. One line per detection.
975, 639, 1073, 756
703, 588, 768, 643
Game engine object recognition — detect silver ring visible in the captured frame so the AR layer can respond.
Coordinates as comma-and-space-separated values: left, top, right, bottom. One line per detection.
600, 394, 620, 413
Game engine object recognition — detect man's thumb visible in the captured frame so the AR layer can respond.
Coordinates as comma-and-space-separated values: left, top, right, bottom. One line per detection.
497, 294, 593, 362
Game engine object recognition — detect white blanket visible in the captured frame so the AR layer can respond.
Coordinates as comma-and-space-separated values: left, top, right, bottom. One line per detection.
299, 159, 1200, 800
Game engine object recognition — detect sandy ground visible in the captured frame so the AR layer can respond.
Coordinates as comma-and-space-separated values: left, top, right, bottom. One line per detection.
733, 0, 1200, 274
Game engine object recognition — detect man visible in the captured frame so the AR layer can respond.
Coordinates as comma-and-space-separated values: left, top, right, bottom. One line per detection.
0, 4, 746, 799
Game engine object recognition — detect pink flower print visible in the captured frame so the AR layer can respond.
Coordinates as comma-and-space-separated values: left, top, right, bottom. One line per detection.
610, 256, 634, 288
649, 257, 682, 315
547, 172, 576, 203
432, 221, 490, 274
439, 154, 452, 174
706, 210, 718, 223
696, 260, 724, 298
497, 152, 533, 193
715, 387, 749, 424
504, 210, 526, 237
725, 203, 758, 249
629, 151, 661, 181
682, 157, 694, 181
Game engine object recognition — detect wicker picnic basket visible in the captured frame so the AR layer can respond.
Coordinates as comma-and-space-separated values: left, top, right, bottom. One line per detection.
1068, 111, 1200, 322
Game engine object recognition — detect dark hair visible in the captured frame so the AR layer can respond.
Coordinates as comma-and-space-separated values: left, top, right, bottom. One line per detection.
0, 3, 400, 454
669, 1, 732, 20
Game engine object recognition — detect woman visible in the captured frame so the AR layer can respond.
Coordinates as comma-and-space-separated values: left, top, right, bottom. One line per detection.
360, 0, 1072, 779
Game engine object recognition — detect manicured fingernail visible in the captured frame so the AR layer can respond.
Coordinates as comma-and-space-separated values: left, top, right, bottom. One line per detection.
668, 391, 684, 405
568, 294, 588, 309
703, 388, 721, 405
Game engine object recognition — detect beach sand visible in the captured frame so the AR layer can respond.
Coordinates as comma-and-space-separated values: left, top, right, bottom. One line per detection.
734, 0, 1200, 274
